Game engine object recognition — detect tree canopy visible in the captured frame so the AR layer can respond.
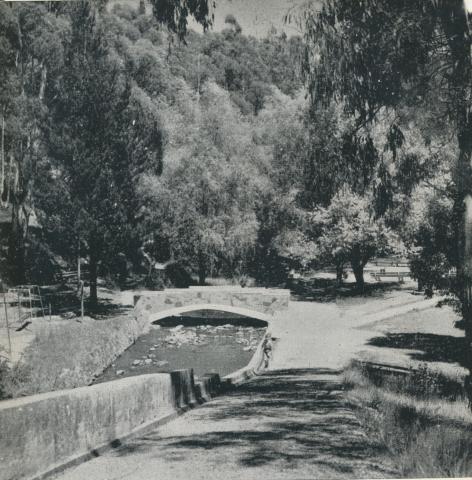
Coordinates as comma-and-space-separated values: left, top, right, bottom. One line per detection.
310, 189, 400, 289
302, 0, 472, 300
0, 1, 305, 295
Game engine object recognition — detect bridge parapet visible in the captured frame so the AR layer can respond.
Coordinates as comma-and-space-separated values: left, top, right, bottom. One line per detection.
134, 287, 290, 326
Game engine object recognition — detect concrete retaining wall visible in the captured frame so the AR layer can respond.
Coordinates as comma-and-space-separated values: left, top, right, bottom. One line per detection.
0, 287, 283, 480
0, 370, 219, 480
16, 316, 151, 397
134, 287, 290, 327
223, 332, 269, 386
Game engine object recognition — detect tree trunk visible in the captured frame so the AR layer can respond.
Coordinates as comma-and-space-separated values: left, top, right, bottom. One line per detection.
335, 263, 344, 286
5, 154, 12, 204
8, 201, 28, 284
456, 149, 472, 404
38, 64, 47, 101
77, 238, 82, 291
89, 249, 98, 307
439, 0, 472, 402
351, 262, 365, 291
198, 251, 206, 286
5, 17, 49, 284
351, 245, 366, 291
1, 109, 4, 205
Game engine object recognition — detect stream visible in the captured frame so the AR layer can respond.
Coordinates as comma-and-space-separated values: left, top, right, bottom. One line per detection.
94, 312, 266, 383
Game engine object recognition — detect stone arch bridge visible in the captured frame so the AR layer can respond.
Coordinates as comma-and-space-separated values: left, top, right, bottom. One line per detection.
134, 286, 290, 325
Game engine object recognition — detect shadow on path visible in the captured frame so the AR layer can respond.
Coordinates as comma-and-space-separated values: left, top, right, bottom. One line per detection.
368, 333, 468, 367
112, 369, 397, 479
289, 278, 403, 303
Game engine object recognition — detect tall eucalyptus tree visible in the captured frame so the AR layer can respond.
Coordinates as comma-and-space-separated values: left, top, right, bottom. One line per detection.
302, 0, 472, 393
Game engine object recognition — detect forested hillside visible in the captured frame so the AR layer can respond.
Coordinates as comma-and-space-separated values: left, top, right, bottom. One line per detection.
0, 1, 308, 300
0, 0, 457, 303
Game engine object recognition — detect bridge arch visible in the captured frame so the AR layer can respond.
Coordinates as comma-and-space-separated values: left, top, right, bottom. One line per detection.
134, 287, 289, 329
148, 303, 271, 326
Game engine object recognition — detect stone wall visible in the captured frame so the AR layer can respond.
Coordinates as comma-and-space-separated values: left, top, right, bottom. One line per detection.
0, 370, 218, 480
134, 287, 290, 327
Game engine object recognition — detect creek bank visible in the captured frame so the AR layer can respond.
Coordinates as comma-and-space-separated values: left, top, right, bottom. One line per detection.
1, 312, 148, 398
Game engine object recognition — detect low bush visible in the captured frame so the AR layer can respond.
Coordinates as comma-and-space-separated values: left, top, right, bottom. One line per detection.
0, 357, 31, 400
356, 362, 465, 401
165, 261, 194, 288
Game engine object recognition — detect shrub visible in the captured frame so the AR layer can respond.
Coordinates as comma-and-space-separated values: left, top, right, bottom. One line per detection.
165, 261, 193, 288
410, 252, 452, 295
0, 357, 31, 400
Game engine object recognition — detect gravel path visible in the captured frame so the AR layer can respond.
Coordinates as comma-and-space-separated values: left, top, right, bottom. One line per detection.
52, 369, 397, 480
53, 292, 439, 480
268, 295, 441, 371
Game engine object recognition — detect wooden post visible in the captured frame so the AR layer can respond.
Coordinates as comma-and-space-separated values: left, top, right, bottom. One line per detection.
197, 54, 201, 101
35, 285, 45, 317
48, 302, 52, 322
17, 290, 21, 324
28, 288, 32, 321
80, 280, 84, 321
77, 238, 81, 291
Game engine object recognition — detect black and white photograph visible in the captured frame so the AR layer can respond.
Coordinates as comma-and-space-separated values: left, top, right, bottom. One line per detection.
1, 0, 472, 478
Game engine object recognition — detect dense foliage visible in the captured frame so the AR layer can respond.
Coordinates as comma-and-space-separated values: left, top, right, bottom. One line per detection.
302, 0, 470, 299
310, 190, 399, 289
0, 0, 306, 296
301, 0, 472, 402
0, 0, 463, 303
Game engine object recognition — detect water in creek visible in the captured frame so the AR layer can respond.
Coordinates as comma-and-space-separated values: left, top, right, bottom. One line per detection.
94, 313, 266, 384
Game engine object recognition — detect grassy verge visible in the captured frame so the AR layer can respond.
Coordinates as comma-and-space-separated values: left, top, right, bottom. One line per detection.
0, 314, 148, 399
343, 362, 472, 477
